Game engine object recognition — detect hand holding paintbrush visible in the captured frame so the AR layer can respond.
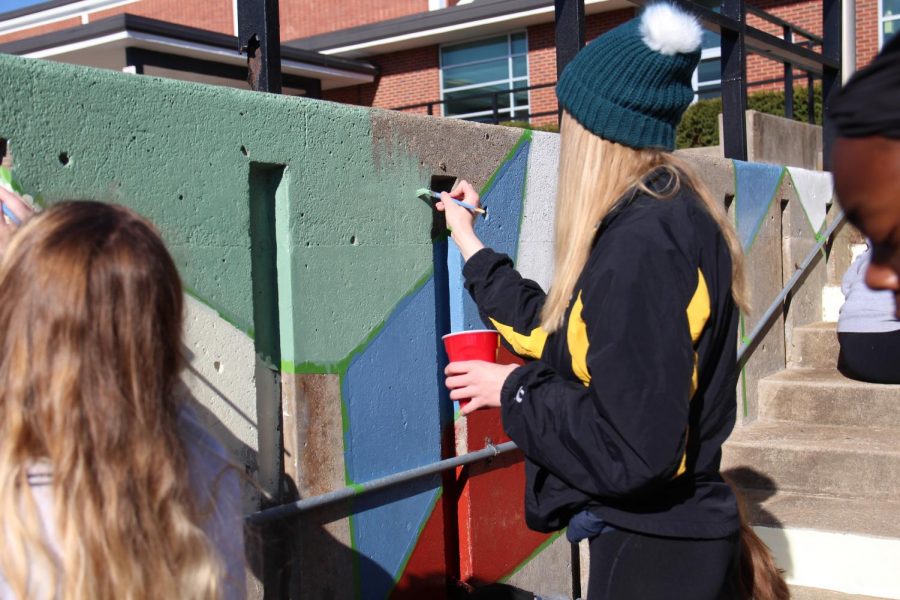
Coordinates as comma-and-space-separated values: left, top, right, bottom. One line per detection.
429, 180, 486, 261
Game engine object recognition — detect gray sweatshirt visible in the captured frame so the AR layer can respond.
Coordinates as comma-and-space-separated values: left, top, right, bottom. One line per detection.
0, 404, 246, 599
838, 248, 900, 333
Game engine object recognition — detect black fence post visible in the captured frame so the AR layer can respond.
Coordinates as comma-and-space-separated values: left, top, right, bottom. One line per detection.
554, 0, 585, 123
822, 0, 842, 169
492, 92, 500, 124
237, 0, 283, 94
807, 72, 815, 123
783, 25, 794, 119
721, 0, 748, 161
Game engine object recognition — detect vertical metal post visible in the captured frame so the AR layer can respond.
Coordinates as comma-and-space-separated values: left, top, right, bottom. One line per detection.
807, 72, 815, 124
822, 0, 842, 169
721, 0, 748, 161
492, 92, 500, 124
555, 0, 585, 123
783, 25, 794, 120
237, 0, 283, 94
842, 0, 856, 82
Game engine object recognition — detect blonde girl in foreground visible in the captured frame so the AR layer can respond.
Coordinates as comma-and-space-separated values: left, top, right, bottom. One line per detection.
0, 197, 245, 599
439, 4, 787, 599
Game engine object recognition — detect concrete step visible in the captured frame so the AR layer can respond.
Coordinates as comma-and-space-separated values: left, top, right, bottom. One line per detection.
791, 586, 893, 600
722, 422, 900, 499
758, 368, 900, 427
788, 321, 839, 369
733, 489, 900, 598
733, 487, 900, 539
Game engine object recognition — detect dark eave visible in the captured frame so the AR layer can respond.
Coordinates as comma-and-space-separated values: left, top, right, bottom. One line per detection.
288, 0, 556, 52
0, 13, 378, 77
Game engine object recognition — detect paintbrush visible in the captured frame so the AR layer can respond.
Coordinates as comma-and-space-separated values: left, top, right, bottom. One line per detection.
416, 188, 486, 215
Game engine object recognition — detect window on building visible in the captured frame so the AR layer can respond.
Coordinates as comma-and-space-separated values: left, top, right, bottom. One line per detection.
692, 0, 722, 100
440, 32, 529, 121
882, 0, 899, 47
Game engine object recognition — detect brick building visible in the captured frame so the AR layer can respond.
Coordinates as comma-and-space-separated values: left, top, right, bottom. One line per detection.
0, 0, 895, 125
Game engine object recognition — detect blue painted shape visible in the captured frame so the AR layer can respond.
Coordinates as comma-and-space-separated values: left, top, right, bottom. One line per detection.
343, 277, 445, 596
448, 139, 531, 333
733, 160, 785, 251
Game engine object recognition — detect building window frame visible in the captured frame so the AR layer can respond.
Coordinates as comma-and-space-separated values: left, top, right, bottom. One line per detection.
693, 45, 722, 102
881, 0, 900, 48
439, 31, 530, 121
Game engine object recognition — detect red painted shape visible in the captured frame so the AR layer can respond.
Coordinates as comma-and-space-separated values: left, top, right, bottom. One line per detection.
391, 497, 449, 600
395, 348, 549, 594
458, 349, 551, 585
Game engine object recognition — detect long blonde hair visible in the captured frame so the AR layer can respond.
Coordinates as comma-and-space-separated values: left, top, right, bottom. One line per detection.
0, 202, 223, 599
541, 112, 749, 331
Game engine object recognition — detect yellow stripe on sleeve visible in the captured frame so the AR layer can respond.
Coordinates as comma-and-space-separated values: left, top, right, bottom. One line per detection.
676, 269, 712, 479
567, 292, 591, 386
489, 318, 549, 360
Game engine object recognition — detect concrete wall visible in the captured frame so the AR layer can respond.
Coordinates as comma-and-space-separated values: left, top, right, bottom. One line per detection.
0, 53, 841, 599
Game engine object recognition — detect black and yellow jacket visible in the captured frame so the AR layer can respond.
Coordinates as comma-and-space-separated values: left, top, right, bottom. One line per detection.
463, 170, 741, 539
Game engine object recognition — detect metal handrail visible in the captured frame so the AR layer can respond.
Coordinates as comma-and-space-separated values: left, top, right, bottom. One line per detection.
247, 441, 518, 526
737, 209, 846, 369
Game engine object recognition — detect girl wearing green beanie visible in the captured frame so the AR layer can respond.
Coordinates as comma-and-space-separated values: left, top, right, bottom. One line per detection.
439, 3, 786, 599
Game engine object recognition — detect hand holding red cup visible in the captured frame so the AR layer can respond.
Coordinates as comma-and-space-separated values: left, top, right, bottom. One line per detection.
443, 330, 519, 414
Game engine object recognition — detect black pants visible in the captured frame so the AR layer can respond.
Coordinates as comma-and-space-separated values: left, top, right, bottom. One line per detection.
587, 529, 740, 600
838, 330, 900, 384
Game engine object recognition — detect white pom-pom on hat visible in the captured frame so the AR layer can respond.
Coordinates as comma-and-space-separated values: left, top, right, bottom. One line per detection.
639, 3, 703, 55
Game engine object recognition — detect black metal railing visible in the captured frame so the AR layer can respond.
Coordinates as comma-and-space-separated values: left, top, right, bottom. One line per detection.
391, 74, 821, 127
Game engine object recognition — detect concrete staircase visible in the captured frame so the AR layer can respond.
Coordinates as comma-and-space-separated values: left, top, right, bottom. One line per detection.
722, 322, 900, 600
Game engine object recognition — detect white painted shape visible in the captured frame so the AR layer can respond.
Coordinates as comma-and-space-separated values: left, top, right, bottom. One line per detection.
516, 242, 554, 292
232, 0, 239, 37
0, 0, 140, 35
180, 295, 258, 460
787, 167, 834, 236
516, 130, 559, 289
121, 64, 137, 74
428, 0, 448, 9
822, 284, 844, 322
81, 13, 89, 25
756, 526, 900, 599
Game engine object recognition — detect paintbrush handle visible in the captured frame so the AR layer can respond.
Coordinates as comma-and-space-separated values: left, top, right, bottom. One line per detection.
1, 202, 21, 226
431, 191, 485, 215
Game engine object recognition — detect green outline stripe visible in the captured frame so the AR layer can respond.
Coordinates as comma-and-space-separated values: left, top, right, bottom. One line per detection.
385, 488, 444, 598
499, 530, 564, 583
480, 129, 532, 196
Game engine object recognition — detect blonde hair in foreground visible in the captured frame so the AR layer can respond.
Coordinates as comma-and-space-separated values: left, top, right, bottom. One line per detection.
0, 202, 223, 599
541, 112, 750, 331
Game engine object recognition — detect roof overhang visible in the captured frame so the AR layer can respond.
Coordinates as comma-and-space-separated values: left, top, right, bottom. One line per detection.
0, 13, 378, 91
288, 0, 634, 58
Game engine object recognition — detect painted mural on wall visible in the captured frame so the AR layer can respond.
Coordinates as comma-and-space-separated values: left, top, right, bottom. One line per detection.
0, 52, 835, 599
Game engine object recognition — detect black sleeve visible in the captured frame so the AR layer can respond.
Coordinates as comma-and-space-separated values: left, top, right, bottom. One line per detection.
498, 227, 697, 499
463, 248, 549, 360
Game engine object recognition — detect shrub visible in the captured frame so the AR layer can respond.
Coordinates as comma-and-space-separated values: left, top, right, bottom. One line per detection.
499, 119, 560, 133
676, 84, 823, 149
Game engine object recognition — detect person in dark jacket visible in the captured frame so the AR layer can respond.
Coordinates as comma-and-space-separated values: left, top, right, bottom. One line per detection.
437, 4, 783, 599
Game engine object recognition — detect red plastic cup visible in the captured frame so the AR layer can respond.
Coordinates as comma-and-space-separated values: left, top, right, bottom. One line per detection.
442, 329, 499, 407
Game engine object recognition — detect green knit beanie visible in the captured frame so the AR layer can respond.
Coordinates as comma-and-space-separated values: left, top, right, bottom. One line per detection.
556, 3, 703, 151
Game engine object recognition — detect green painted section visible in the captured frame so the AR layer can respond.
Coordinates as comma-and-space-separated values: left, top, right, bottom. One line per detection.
0, 54, 433, 366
